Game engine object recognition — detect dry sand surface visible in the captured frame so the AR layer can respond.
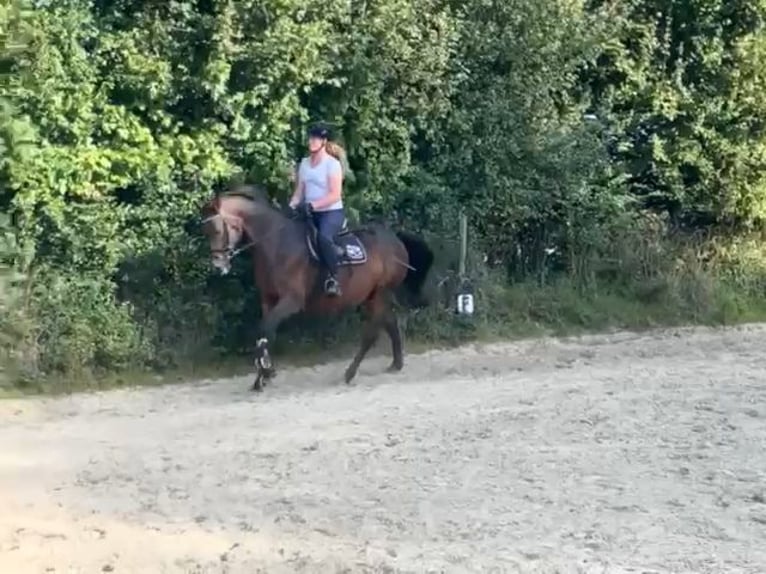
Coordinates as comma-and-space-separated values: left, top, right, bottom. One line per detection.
1, 325, 766, 573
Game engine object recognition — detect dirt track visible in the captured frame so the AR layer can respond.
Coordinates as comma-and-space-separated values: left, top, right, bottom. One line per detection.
1, 325, 766, 573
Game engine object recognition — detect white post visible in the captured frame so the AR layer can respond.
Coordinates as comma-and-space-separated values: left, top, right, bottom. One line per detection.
458, 211, 468, 279
456, 211, 474, 315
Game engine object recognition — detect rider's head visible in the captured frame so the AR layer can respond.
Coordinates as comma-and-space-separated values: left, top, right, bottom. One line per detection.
307, 123, 330, 154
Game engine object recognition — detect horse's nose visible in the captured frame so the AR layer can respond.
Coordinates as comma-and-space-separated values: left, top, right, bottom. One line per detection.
211, 257, 231, 276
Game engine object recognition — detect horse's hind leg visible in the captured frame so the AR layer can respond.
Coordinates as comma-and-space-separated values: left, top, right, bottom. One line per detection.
383, 308, 403, 373
344, 319, 381, 384
344, 292, 385, 384
377, 291, 403, 372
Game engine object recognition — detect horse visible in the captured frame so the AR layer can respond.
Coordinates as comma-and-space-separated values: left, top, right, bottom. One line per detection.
200, 185, 435, 391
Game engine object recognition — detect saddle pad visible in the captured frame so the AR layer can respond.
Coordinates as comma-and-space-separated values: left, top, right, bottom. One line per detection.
306, 232, 368, 266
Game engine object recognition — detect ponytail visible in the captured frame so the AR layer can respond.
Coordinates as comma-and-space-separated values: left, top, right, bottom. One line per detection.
325, 140, 345, 162
325, 140, 352, 180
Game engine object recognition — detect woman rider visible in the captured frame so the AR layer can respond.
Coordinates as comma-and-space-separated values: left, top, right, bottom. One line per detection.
289, 123, 347, 296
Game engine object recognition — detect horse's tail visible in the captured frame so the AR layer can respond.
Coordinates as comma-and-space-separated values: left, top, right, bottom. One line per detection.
396, 230, 434, 308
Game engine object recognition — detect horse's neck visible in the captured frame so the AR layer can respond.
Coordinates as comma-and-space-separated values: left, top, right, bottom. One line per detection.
226, 197, 282, 240
230, 197, 304, 265
245, 209, 282, 240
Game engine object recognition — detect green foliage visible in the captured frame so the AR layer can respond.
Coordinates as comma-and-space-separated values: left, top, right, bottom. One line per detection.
0, 213, 27, 388
3, 0, 766, 390
30, 271, 151, 375
585, 0, 766, 228
434, 0, 632, 276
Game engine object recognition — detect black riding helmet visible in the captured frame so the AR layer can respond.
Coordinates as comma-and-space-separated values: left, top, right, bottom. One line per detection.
307, 123, 331, 140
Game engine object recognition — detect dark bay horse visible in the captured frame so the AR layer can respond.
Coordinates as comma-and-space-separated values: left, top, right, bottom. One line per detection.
201, 186, 434, 391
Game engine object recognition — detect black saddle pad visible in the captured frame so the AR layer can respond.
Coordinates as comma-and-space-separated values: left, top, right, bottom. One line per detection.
306, 228, 368, 266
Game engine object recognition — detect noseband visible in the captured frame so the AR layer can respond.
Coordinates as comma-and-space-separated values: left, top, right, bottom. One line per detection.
201, 211, 254, 260
202, 198, 289, 263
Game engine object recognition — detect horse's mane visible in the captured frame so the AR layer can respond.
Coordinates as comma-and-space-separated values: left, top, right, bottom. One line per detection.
214, 183, 292, 221
220, 184, 269, 204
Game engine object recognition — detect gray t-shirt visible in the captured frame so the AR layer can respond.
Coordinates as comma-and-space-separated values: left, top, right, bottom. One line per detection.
298, 155, 343, 211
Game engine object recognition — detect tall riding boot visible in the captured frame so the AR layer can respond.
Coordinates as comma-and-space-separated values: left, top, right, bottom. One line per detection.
318, 236, 342, 296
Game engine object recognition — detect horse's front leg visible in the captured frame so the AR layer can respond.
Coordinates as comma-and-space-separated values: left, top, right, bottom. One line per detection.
252, 296, 301, 392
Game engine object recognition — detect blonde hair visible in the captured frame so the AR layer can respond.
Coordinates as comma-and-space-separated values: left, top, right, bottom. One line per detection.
325, 140, 345, 162
325, 140, 350, 179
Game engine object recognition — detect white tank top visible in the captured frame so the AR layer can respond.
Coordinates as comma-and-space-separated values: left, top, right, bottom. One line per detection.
298, 155, 343, 211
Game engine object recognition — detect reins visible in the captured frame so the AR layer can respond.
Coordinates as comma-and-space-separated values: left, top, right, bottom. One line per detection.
203, 200, 419, 272
201, 209, 286, 260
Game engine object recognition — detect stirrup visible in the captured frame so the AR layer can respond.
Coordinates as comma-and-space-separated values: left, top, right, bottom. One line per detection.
324, 276, 341, 296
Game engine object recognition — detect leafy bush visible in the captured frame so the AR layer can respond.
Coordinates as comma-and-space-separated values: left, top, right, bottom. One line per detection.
3, 0, 766, 390
28, 272, 150, 376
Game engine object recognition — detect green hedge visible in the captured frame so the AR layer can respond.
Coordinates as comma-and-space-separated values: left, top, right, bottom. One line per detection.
3, 0, 766, 389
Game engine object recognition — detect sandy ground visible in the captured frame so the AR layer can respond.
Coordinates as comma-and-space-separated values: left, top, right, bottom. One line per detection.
1, 325, 766, 574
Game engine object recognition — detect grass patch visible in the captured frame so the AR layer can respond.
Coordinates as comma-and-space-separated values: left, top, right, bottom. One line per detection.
5, 233, 766, 396
6, 275, 766, 397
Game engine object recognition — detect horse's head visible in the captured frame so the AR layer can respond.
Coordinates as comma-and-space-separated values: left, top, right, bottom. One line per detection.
200, 195, 246, 276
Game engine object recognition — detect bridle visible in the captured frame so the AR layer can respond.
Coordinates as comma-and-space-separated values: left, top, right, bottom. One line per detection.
201, 210, 256, 262
201, 200, 288, 263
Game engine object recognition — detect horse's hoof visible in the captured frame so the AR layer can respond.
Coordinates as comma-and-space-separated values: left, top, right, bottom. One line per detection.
254, 355, 273, 371
344, 368, 357, 385
386, 362, 403, 374
262, 368, 276, 382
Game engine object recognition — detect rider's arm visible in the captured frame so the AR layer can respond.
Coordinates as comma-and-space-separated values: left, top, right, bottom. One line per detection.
310, 160, 342, 210
289, 163, 304, 208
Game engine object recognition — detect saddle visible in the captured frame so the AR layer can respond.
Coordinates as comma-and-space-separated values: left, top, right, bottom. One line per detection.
305, 217, 368, 266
